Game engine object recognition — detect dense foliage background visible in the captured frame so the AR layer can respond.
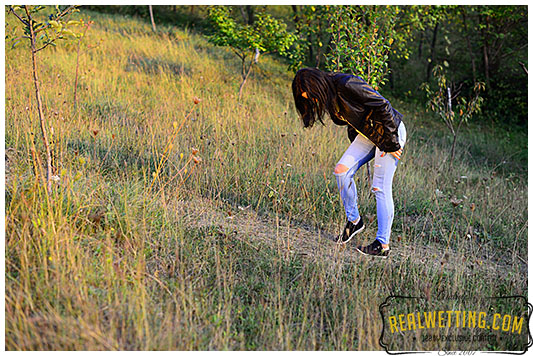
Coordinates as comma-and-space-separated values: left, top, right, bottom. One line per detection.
85, 5, 528, 126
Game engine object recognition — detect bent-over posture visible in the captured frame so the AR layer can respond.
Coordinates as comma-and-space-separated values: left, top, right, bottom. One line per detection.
292, 68, 407, 258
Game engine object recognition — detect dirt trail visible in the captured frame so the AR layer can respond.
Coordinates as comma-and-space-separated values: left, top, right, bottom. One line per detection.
174, 198, 526, 286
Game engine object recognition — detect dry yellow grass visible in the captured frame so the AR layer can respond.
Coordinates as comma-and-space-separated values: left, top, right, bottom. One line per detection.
5, 9, 527, 350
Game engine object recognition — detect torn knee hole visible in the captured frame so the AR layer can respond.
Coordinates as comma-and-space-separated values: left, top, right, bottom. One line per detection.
334, 164, 349, 174
372, 187, 381, 192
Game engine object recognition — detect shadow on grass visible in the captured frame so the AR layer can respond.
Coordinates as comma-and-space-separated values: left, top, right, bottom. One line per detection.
67, 137, 155, 176
82, 5, 212, 36
126, 54, 193, 77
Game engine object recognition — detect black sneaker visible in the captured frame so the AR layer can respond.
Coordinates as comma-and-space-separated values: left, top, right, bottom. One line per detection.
356, 239, 390, 258
338, 217, 365, 244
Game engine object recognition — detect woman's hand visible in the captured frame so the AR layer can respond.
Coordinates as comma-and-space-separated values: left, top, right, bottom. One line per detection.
380, 148, 403, 160
391, 148, 403, 160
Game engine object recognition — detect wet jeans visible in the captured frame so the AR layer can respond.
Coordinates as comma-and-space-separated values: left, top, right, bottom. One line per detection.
333, 122, 407, 244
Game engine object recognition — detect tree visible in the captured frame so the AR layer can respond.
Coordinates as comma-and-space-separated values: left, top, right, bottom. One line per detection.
207, 6, 296, 99
8, 5, 80, 193
422, 65, 485, 163
475, 6, 527, 91
290, 5, 333, 69
324, 6, 406, 185
148, 5, 156, 32
325, 5, 403, 90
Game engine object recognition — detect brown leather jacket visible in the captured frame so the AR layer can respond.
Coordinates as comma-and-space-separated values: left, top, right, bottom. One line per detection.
329, 73, 403, 152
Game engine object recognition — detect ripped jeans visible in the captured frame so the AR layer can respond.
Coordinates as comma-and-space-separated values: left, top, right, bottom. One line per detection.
333, 122, 407, 245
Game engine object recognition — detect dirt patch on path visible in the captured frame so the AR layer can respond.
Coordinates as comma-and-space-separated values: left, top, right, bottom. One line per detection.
173, 197, 526, 290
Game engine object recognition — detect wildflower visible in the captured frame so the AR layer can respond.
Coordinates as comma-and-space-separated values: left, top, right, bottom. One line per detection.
92, 129, 99, 137
51, 175, 60, 183
193, 156, 202, 164
193, 97, 201, 105
191, 148, 199, 155
450, 197, 463, 207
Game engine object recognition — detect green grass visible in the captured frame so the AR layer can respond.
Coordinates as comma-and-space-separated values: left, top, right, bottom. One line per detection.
5, 9, 527, 350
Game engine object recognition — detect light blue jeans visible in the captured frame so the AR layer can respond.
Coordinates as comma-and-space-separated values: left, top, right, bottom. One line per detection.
333, 122, 407, 244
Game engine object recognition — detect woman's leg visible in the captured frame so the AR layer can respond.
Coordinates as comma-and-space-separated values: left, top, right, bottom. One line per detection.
333, 134, 376, 222
371, 122, 407, 245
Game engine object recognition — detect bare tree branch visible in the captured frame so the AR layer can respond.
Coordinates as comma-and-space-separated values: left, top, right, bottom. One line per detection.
519, 62, 528, 75
9, 6, 29, 26
35, 42, 54, 53
56, 5, 77, 19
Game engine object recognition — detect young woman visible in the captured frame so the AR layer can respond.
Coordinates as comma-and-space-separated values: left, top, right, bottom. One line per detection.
292, 67, 406, 258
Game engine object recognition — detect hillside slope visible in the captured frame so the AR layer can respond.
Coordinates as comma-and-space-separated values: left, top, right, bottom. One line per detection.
5, 10, 527, 350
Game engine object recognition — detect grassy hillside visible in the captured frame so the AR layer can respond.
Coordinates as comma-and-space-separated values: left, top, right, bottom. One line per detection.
5, 10, 527, 350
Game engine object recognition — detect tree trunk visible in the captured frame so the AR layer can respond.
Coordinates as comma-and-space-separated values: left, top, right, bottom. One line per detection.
450, 133, 457, 163
292, 5, 299, 32
308, 40, 314, 66
481, 16, 491, 91
447, 86, 457, 164
418, 31, 423, 59
238, 56, 255, 100
239, 6, 247, 23
426, 22, 439, 82
245, 5, 254, 25
149, 5, 156, 32
26, 8, 52, 192
315, 46, 322, 68
461, 8, 477, 82
482, 45, 490, 89
240, 5, 254, 25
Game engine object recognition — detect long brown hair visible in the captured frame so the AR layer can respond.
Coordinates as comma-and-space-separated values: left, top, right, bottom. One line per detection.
292, 68, 338, 128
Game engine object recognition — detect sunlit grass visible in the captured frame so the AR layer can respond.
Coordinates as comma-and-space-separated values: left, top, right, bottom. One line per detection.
5, 9, 527, 350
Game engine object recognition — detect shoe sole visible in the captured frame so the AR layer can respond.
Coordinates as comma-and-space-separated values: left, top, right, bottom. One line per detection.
355, 246, 390, 259
338, 224, 365, 245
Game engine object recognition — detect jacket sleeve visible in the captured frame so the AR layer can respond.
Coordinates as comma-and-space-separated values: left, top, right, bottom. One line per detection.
347, 126, 357, 142
330, 114, 348, 127
344, 76, 401, 151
